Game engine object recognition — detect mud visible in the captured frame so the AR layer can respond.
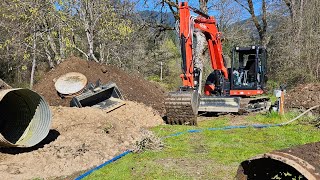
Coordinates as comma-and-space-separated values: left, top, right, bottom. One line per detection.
0, 101, 164, 179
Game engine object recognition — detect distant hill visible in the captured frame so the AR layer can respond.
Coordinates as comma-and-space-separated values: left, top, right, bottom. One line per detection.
234, 14, 279, 32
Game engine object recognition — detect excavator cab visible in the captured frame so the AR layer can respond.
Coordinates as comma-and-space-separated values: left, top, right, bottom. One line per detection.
230, 46, 267, 95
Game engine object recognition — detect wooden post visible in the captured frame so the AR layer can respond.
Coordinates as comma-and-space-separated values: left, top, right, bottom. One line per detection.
279, 90, 285, 115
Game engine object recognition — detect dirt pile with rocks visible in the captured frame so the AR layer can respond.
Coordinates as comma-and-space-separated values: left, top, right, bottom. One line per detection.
285, 83, 320, 111
33, 57, 166, 114
0, 101, 164, 179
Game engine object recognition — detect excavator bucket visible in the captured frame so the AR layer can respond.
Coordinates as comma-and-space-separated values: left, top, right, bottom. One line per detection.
198, 96, 240, 113
70, 82, 125, 112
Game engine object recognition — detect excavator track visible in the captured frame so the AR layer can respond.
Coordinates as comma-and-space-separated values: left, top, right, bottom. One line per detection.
165, 90, 199, 126
239, 96, 271, 113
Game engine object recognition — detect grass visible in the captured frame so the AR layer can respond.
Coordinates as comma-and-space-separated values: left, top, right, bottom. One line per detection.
84, 112, 320, 180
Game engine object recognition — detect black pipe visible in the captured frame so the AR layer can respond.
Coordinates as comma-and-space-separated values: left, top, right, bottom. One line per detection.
180, 34, 187, 79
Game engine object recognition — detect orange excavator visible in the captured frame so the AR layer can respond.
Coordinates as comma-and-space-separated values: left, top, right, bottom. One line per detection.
165, 2, 270, 125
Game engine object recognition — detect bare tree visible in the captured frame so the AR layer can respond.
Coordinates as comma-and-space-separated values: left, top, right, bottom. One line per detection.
234, 0, 268, 46
268, 0, 320, 85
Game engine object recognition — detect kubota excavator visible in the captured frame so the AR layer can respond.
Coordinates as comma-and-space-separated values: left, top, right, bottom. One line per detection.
165, 2, 270, 125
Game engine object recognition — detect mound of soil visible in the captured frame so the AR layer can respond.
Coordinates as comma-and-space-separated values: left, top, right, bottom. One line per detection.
0, 101, 164, 179
285, 83, 320, 110
280, 142, 320, 175
33, 57, 166, 114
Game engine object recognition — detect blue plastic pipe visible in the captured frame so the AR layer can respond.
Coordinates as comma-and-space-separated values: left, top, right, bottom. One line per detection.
75, 150, 132, 180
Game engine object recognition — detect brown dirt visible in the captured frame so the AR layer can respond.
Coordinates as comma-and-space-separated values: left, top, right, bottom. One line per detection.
285, 83, 320, 111
280, 142, 320, 172
33, 57, 166, 115
0, 101, 164, 180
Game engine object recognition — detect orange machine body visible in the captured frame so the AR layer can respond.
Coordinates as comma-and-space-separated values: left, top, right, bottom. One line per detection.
178, 2, 266, 98
179, 2, 228, 88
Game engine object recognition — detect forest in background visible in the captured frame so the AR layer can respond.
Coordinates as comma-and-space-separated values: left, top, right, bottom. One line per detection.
0, 0, 319, 90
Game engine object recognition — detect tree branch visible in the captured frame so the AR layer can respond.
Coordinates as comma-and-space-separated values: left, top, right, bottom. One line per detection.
262, 0, 267, 32
283, 0, 294, 21
163, 0, 179, 20
234, 0, 251, 12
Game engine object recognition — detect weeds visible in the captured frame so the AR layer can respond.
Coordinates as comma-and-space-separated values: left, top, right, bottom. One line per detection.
133, 129, 164, 153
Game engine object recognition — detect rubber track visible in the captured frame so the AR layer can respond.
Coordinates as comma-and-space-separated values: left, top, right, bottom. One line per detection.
239, 96, 271, 113
165, 91, 198, 126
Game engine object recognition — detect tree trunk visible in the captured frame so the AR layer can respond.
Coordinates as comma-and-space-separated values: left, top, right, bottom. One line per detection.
297, 0, 304, 41
30, 29, 37, 89
43, 19, 59, 65
283, 0, 295, 23
99, 43, 105, 63
44, 41, 54, 68
199, 0, 209, 13
85, 22, 98, 62
58, 26, 65, 64
234, 0, 268, 46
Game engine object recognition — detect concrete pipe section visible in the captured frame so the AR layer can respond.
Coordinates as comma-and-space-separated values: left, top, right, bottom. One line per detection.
0, 88, 52, 147
236, 142, 320, 180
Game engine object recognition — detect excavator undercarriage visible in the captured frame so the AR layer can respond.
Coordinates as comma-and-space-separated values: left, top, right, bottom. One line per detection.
165, 93, 271, 125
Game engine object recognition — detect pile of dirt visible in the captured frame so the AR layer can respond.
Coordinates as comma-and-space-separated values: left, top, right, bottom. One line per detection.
280, 142, 320, 174
285, 83, 320, 111
33, 57, 166, 114
0, 101, 164, 179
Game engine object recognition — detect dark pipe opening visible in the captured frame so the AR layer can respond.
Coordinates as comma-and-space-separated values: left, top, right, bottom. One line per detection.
237, 158, 307, 180
0, 90, 38, 144
0, 89, 51, 147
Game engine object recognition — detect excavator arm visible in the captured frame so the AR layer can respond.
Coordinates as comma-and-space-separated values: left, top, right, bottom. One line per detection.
165, 2, 230, 126
165, 2, 270, 126
179, 2, 228, 89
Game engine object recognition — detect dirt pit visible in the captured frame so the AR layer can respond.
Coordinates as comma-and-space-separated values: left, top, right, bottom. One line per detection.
0, 101, 164, 180
33, 57, 166, 115
285, 83, 320, 111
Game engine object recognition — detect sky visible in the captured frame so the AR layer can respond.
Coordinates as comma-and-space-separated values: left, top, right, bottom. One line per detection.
135, 0, 263, 20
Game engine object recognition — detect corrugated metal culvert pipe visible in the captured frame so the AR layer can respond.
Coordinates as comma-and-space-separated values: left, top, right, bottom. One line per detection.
0, 88, 52, 147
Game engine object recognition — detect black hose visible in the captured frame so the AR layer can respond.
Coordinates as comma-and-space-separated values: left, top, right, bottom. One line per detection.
180, 35, 187, 79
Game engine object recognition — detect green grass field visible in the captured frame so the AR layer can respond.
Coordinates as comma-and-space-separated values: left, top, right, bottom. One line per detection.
84, 112, 320, 180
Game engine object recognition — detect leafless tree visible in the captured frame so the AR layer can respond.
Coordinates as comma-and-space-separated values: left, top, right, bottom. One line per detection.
234, 0, 268, 46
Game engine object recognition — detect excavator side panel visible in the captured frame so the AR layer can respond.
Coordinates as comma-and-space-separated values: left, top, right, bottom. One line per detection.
199, 96, 240, 112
